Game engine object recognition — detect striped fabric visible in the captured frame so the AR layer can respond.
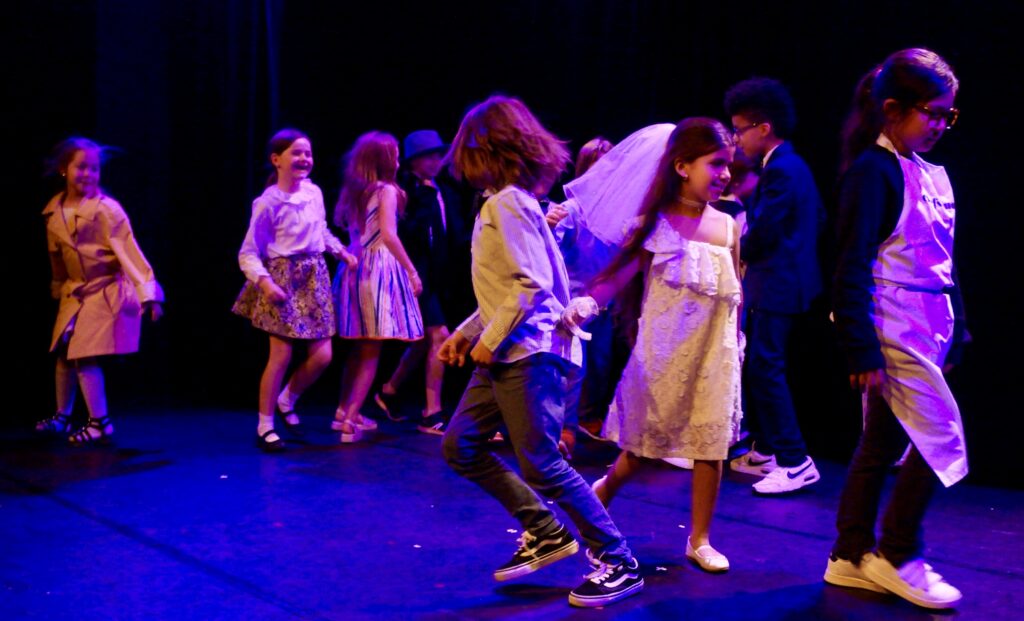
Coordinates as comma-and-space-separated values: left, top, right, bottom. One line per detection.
334, 205, 424, 340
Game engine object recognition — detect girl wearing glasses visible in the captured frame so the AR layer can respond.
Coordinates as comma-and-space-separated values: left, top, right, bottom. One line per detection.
827, 48, 967, 609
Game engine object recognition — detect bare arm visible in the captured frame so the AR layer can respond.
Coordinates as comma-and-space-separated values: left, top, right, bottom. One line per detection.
377, 184, 422, 295
589, 257, 641, 308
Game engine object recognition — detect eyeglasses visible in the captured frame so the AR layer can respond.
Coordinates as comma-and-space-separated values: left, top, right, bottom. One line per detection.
913, 104, 960, 129
732, 122, 761, 137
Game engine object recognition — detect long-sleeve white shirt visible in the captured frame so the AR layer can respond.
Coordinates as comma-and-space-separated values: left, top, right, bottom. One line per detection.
456, 185, 581, 366
238, 180, 344, 282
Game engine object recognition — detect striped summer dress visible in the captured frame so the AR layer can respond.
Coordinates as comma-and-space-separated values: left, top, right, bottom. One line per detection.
334, 191, 424, 340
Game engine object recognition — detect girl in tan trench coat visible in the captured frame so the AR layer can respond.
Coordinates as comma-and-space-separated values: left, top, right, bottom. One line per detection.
35, 138, 164, 445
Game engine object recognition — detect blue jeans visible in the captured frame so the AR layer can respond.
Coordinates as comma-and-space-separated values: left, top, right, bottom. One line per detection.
832, 394, 937, 566
443, 352, 631, 561
743, 308, 809, 467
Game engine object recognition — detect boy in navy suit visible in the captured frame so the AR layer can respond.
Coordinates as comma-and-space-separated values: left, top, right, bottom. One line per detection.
724, 77, 825, 494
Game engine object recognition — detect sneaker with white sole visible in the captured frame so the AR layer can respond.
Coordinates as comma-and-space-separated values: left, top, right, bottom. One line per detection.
568, 555, 644, 607
823, 553, 888, 593
730, 445, 777, 475
493, 525, 579, 582
752, 456, 820, 494
862, 554, 962, 609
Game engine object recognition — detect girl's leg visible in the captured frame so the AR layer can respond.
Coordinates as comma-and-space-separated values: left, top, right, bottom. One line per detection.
76, 358, 107, 420
336, 340, 382, 434
258, 335, 293, 442
424, 326, 450, 415
56, 355, 76, 416
278, 338, 332, 422
68, 357, 114, 444
594, 450, 644, 506
685, 459, 729, 572
832, 394, 909, 562
381, 338, 429, 397
877, 444, 938, 566
38, 355, 77, 431
689, 459, 723, 548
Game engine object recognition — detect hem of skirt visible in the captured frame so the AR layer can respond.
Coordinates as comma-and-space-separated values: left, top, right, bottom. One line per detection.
607, 437, 728, 461
335, 334, 424, 342
62, 349, 141, 360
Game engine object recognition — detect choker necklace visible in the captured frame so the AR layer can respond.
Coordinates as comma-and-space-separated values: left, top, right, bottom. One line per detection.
673, 196, 707, 216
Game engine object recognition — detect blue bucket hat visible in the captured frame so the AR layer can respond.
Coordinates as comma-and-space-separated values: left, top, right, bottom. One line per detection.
403, 129, 448, 161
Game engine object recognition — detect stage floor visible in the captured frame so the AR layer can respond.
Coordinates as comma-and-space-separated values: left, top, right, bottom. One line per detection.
2, 408, 1021, 620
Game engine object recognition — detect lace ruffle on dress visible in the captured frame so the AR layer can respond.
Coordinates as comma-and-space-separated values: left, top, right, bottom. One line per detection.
604, 215, 743, 460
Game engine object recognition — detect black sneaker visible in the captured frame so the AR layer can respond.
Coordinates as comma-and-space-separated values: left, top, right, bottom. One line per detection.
417, 411, 449, 436
493, 525, 579, 582
568, 556, 644, 607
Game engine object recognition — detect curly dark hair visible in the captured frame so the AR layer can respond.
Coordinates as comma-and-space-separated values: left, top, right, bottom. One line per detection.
724, 77, 797, 139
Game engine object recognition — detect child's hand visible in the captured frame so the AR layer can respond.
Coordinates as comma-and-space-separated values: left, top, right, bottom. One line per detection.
339, 248, 359, 268
561, 296, 599, 341
469, 340, 494, 367
545, 203, 569, 229
408, 271, 423, 297
850, 369, 885, 396
145, 302, 164, 322
438, 331, 471, 367
258, 277, 288, 304
558, 428, 576, 461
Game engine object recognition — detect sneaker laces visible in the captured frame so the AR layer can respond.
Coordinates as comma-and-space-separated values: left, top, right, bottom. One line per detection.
584, 548, 606, 571
514, 531, 538, 555
583, 558, 620, 583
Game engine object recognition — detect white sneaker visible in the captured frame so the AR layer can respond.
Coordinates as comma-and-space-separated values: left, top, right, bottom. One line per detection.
823, 553, 888, 593
862, 554, 962, 609
752, 457, 820, 494
730, 446, 777, 475
662, 457, 694, 470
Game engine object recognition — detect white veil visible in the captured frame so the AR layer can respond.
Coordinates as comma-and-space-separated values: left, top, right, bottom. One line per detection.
563, 123, 675, 246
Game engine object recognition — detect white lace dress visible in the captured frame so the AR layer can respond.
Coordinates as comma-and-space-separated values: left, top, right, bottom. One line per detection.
604, 215, 744, 460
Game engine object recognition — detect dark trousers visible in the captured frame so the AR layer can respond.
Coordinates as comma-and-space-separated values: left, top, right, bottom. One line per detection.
442, 352, 630, 561
832, 394, 938, 567
743, 307, 808, 466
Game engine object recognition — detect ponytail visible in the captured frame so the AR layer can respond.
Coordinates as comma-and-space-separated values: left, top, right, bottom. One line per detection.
840, 65, 884, 175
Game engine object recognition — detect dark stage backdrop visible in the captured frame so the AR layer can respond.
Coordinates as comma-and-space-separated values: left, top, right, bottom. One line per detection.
10, 1, 1021, 487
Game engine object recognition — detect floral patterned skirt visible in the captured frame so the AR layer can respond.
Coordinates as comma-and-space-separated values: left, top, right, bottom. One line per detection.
232, 253, 335, 340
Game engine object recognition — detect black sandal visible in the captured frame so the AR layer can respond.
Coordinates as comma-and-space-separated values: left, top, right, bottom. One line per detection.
68, 416, 114, 446
256, 428, 286, 452
36, 412, 72, 434
276, 408, 304, 436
